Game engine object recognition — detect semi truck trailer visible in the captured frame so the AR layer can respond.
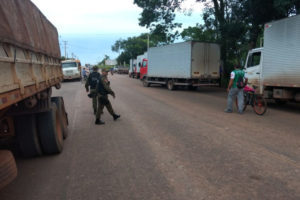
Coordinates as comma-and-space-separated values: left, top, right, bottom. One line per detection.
0, 0, 68, 189
244, 15, 300, 103
141, 41, 221, 90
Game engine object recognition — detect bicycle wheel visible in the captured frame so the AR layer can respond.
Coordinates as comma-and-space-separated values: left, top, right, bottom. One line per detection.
253, 95, 267, 115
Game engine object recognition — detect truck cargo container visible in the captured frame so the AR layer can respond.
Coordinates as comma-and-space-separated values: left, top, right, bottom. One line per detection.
0, 0, 68, 189
141, 41, 220, 90
244, 15, 300, 103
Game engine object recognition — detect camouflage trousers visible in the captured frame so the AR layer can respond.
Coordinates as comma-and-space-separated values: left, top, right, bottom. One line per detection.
90, 89, 98, 114
95, 95, 115, 120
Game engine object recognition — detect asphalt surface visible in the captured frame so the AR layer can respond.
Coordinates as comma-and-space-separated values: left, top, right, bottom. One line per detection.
0, 74, 300, 200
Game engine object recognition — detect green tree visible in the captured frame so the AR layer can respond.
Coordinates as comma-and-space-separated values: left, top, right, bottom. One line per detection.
134, 0, 183, 43
134, 0, 300, 77
98, 55, 110, 65
111, 33, 164, 64
181, 24, 217, 42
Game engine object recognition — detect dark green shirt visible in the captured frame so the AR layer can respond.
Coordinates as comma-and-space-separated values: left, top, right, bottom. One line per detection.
231, 69, 245, 88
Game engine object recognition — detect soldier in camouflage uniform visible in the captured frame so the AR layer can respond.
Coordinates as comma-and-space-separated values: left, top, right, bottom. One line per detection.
95, 69, 120, 125
85, 66, 101, 114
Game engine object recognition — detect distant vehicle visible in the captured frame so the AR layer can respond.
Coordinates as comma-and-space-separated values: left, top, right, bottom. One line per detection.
62, 60, 82, 80
116, 66, 129, 74
0, 0, 68, 190
140, 41, 221, 90
244, 15, 300, 104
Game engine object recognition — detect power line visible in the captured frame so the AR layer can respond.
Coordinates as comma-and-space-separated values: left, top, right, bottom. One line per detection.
63, 41, 68, 58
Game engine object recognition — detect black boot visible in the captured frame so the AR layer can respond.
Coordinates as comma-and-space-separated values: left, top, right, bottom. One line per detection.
113, 114, 120, 121
95, 119, 105, 125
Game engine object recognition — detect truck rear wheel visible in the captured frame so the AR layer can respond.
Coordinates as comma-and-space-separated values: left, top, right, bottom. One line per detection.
0, 150, 17, 190
51, 97, 69, 139
143, 78, 150, 87
14, 114, 43, 157
167, 80, 175, 90
37, 103, 63, 154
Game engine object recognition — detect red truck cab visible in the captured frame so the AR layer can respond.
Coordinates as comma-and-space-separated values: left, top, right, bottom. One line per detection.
140, 58, 148, 80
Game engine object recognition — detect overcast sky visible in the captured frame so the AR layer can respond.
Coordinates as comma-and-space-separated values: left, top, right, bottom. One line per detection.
31, 0, 204, 64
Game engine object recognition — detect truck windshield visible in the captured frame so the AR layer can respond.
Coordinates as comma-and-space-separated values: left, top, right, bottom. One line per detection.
247, 52, 261, 68
142, 61, 147, 67
62, 62, 77, 68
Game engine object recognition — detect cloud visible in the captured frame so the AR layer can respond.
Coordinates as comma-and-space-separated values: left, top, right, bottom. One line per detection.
31, 0, 204, 34
31, 0, 146, 34
30, 0, 205, 64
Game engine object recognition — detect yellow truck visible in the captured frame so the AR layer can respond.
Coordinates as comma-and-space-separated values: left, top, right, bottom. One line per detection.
0, 0, 68, 189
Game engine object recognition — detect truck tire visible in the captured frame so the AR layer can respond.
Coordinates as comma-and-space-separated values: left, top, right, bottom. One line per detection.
167, 80, 175, 90
51, 97, 69, 139
14, 114, 43, 157
37, 103, 63, 154
143, 78, 150, 87
0, 150, 17, 190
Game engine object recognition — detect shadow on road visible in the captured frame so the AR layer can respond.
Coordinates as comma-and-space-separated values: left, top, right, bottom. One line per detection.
267, 101, 300, 114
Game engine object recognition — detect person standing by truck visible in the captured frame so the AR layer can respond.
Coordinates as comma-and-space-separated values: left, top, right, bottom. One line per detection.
85, 66, 101, 114
82, 67, 87, 81
224, 64, 248, 114
95, 69, 120, 125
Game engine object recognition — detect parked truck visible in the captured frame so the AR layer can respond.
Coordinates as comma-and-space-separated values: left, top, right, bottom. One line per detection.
134, 53, 147, 79
0, 0, 68, 189
244, 15, 300, 104
141, 41, 221, 90
62, 59, 82, 80
129, 59, 137, 78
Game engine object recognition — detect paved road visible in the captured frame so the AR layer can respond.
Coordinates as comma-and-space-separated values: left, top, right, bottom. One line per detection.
1, 75, 300, 200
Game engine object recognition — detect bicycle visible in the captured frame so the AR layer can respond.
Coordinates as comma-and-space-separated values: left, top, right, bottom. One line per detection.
236, 86, 267, 115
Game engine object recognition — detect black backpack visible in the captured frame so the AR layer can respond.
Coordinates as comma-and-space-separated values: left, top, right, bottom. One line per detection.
236, 74, 245, 89
89, 72, 101, 89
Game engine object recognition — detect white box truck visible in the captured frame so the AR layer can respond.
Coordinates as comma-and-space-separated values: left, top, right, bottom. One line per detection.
129, 59, 136, 78
141, 41, 221, 90
245, 15, 300, 103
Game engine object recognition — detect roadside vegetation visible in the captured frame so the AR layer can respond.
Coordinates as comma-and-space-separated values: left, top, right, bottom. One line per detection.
112, 0, 300, 85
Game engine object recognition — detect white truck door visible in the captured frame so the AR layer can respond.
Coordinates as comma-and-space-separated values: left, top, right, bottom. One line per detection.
245, 50, 262, 88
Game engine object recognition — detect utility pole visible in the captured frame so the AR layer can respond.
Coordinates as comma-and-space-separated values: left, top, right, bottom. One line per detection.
63, 41, 67, 58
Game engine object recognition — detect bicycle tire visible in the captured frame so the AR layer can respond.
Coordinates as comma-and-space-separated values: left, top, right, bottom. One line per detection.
253, 95, 267, 115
